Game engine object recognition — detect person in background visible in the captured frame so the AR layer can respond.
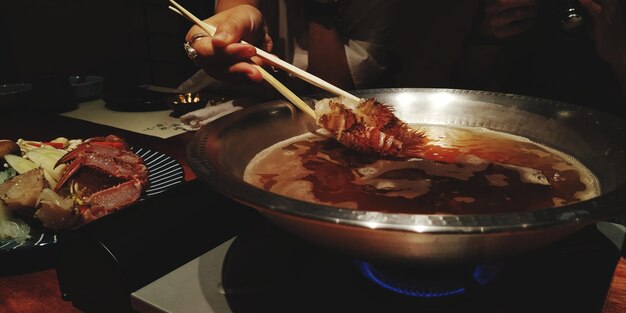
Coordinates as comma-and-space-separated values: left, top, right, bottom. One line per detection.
182, 0, 399, 96
580, 0, 626, 93
452, 0, 626, 117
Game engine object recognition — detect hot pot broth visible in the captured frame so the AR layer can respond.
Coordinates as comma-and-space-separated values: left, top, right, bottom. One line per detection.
244, 125, 600, 215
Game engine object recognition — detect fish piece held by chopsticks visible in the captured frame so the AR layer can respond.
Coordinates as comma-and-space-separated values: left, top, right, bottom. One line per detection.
314, 97, 428, 157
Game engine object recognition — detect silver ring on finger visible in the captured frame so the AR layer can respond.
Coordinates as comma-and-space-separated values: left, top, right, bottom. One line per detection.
183, 41, 198, 61
189, 32, 209, 46
184, 33, 209, 62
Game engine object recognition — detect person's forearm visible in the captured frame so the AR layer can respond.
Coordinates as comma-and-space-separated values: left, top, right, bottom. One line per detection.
215, 0, 259, 13
307, 19, 354, 90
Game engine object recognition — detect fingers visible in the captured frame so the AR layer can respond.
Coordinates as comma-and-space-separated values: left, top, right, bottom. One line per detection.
183, 4, 270, 83
229, 63, 264, 82
185, 25, 208, 43
187, 34, 265, 83
189, 38, 264, 82
192, 41, 257, 64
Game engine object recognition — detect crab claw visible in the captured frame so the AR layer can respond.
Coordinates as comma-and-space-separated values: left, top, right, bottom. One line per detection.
49, 134, 148, 226
78, 179, 144, 222
54, 157, 83, 191
54, 135, 128, 168
85, 135, 129, 150
54, 146, 82, 169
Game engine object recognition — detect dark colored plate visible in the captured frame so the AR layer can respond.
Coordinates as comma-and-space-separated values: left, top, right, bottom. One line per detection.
0, 147, 185, 253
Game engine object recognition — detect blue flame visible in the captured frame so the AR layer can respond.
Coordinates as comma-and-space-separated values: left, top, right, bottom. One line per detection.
355, 261, 466, 298
472, 264, 501, 286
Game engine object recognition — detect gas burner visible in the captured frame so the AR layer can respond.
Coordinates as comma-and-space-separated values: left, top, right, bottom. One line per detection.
356, 261, 501, 298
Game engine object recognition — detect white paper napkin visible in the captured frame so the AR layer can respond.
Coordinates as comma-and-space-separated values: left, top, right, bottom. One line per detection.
179, 98, 257, 131
60, 99, 187, 139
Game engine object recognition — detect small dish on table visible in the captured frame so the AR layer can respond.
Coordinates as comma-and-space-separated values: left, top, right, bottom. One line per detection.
168, 92, 207, 117
0, 83, 34, 112
68, 75, 104, 101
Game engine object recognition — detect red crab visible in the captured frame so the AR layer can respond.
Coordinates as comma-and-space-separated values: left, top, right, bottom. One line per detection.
54, 135, 149, 222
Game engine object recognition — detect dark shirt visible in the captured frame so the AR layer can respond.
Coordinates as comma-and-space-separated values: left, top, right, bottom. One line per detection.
494, 2, 625, 119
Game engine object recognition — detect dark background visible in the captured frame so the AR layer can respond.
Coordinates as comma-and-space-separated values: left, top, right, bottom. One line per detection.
0, 0, 212, 90
1, 0, 624, 117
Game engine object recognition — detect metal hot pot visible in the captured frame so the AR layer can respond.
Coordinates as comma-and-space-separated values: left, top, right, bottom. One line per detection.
187, 88, 626, 266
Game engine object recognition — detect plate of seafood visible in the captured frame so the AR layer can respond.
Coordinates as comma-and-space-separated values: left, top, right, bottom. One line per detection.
0, 135, 185, 254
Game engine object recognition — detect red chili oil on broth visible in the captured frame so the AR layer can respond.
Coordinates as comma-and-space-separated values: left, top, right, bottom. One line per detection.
243, 125, 600, 214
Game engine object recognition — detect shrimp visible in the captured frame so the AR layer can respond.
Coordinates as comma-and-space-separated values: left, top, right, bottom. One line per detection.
314, 97, 427, 157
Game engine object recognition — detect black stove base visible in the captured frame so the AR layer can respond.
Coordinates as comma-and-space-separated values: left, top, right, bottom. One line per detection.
221, 222, 621, 313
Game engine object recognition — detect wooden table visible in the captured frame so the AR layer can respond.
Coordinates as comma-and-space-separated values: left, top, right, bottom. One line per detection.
1, 113, 626, 313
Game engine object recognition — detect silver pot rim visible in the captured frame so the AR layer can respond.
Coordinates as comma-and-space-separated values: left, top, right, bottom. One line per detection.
187, 88, 626, 235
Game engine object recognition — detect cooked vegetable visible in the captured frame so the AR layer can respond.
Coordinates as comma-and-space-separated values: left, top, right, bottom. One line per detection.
3, 154, 38, 174
16, 137, 80, 154
42, 170, 57, 190
25, 148, 65, 177
41, 142, 65, 149
0, 200, 30, 242
35, 188, 77, 231
0, 167, 17, 185
28, 146, 66, 161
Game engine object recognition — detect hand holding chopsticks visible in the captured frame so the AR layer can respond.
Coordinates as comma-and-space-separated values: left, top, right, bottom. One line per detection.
168, 0, 361, 119
168, 0, 316, 119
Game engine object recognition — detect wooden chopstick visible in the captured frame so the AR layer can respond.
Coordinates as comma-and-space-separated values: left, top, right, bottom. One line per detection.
168, 0, 361, 105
